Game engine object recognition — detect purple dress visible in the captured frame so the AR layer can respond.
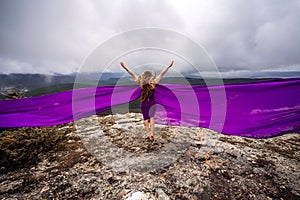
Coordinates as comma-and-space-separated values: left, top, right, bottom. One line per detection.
140, 88, 156, 120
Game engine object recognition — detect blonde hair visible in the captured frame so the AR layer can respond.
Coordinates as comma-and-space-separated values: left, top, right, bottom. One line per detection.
138, 70, 155, 102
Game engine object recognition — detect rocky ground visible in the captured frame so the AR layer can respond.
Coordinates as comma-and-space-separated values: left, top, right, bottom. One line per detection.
0, 113, 299, 199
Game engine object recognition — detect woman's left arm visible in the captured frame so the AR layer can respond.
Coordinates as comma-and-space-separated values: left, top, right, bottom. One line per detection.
154, 60, 174, 84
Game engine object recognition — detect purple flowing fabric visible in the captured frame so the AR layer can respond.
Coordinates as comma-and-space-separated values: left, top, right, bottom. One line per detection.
0, 78, 300, 138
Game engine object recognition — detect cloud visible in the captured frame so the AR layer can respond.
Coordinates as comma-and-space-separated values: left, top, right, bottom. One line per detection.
0, 57, 34, 74
171, 0, 300, 71
0, 0, 299, 75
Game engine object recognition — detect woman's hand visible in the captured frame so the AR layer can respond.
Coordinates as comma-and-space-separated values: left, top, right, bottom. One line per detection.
120, 62, 126, 68
168, 60, 174, 68
120, 62, 129, 71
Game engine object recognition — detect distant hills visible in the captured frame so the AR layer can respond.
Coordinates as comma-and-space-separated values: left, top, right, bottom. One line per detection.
0, 72, 298, 99
0, 73, 75, 90
0, 73, 127, 99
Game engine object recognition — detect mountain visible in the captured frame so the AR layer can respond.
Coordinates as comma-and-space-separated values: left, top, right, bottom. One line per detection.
1, 72, 298, 99
0, 73, 76, 92
0, 73, 125, 99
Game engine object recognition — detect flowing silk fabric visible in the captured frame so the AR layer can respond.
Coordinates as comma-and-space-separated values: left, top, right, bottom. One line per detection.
0, 78, 299, 138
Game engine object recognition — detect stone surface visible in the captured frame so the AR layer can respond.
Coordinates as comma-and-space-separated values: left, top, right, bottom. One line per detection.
0, 113, 299, 199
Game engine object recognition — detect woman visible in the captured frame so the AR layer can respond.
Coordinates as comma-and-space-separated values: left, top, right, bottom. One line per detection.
120, 60, 174, 141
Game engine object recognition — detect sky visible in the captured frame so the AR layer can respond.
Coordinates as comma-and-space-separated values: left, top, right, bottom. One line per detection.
0, 0, 300, 77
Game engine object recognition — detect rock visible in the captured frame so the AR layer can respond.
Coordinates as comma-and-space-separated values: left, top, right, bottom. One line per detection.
117, 189, 131, 199
0, 113, 299, 199
0, 179, 23, 194
40, 185, 49, 193
155, 188, 170, 200
125, 191, 151, 200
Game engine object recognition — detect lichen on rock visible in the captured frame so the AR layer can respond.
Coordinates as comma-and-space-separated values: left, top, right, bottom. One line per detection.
0, 113, 299, 199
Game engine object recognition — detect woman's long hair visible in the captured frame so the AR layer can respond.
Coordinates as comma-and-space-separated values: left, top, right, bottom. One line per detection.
138, 70, 155, 102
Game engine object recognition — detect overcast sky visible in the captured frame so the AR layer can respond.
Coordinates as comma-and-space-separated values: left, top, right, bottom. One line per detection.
0, 0, 300, 77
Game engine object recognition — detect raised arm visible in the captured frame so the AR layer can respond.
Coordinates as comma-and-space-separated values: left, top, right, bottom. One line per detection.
153, 60, 174, 84
120, 62, 138, 82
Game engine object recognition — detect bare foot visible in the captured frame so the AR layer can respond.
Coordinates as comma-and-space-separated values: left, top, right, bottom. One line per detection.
149, 135, 154, 141
149, 132, 154, 141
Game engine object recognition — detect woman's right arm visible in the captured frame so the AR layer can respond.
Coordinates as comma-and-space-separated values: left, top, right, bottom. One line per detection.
120, 62, 138, 82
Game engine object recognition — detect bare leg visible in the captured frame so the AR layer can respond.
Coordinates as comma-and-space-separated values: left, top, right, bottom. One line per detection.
149, 117, 155, 140
143, 120, 149, 137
